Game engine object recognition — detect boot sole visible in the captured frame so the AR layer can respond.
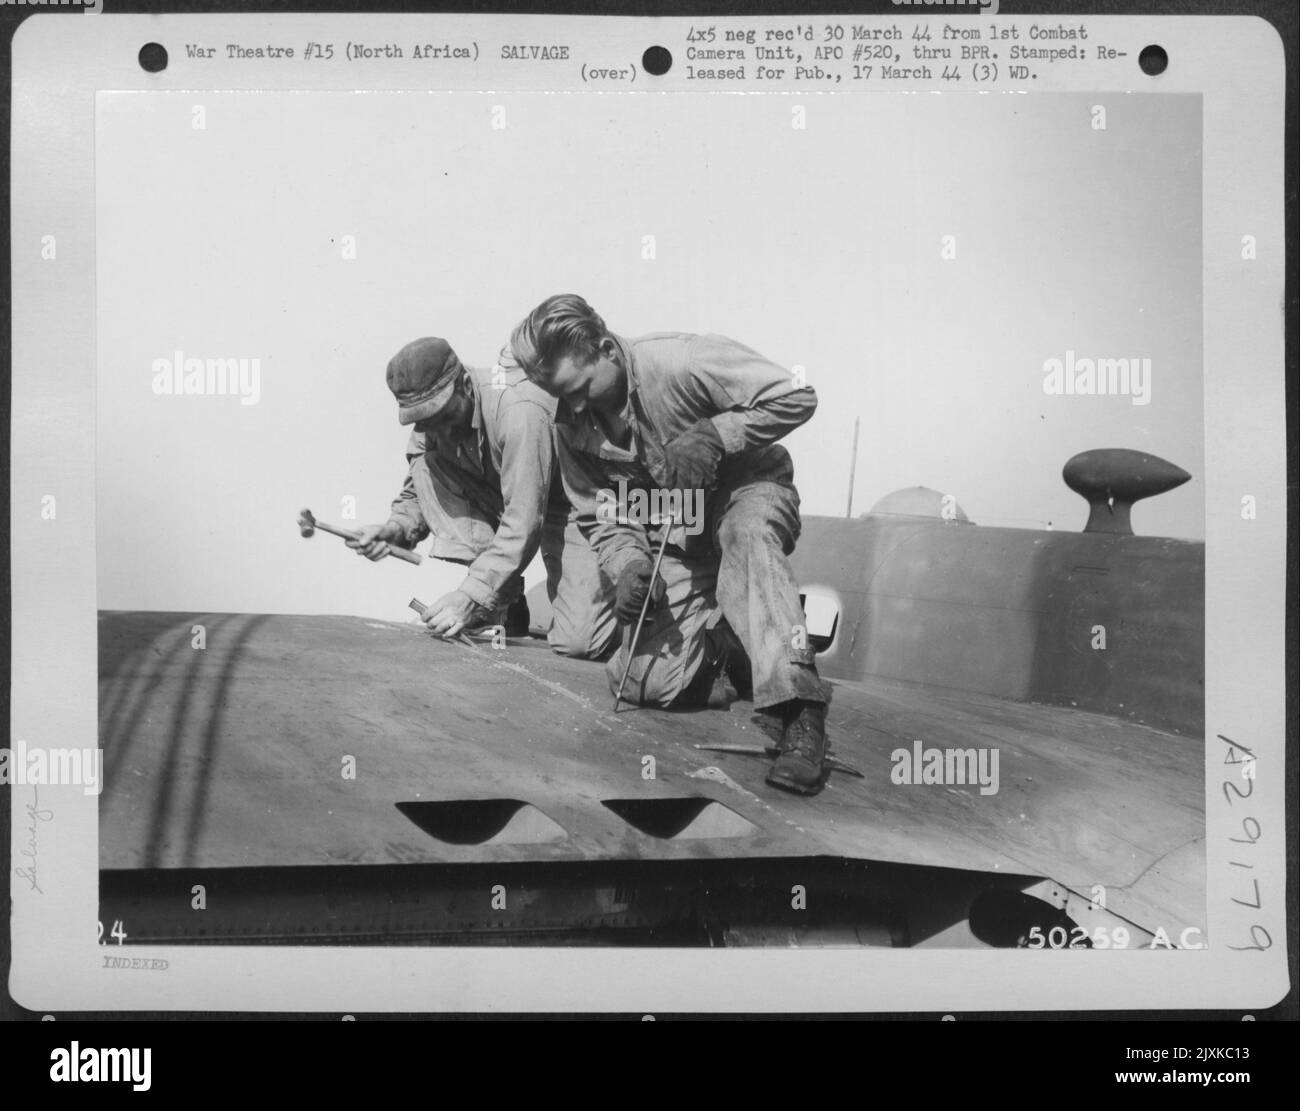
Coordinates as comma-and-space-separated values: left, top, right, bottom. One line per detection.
765, 769, 827, 796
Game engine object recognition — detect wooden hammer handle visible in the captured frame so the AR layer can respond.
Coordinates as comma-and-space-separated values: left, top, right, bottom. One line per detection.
314, 519, 422, 565
311, 519, 361, 542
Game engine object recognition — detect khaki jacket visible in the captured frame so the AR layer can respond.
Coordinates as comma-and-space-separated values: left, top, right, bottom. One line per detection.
388, 358, 566, 609
553, 332, 817, 580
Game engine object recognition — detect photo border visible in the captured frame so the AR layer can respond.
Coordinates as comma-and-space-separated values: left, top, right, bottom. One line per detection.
4, 2, 1294, 1017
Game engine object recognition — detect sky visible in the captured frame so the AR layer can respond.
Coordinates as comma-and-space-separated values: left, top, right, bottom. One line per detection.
96, 90, 1202, 621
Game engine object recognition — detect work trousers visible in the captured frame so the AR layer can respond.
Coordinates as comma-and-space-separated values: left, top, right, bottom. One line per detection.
411, 464, 615, 659
539, 512, 620, 659
605, 452, 825, 711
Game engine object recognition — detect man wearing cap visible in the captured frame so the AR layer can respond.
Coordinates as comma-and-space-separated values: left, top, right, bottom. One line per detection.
350, 336, 616, 659
509, 295, 831, 796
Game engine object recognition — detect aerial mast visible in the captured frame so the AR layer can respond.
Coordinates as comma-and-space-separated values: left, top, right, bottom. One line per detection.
845, 416, 860, 518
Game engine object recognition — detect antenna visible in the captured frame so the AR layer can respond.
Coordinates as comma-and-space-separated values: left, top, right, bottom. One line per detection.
845, 416, 860, 518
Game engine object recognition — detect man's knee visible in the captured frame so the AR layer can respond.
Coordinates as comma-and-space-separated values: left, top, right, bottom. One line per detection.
716, 513, 747, 554
604, 645, 701, 708
717, 507, 797, 559
548, 629, 606, 660
548, 610, 619, 660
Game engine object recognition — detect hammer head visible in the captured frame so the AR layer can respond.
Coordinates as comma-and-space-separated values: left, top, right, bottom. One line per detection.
297, 508, 317, 538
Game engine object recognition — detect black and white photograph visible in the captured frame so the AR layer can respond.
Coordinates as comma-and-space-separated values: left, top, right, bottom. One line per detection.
4, 7, 1291, 1022
93, 73, 1209, 950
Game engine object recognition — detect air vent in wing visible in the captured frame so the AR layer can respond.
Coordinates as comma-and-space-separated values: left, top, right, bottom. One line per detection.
396, 799, 566, 845
602, 797, 757, 840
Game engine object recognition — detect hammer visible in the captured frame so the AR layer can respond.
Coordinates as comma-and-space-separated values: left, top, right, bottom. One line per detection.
298, 508, 422, 565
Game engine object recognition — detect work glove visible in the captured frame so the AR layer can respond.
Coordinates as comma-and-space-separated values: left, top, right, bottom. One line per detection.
662, 419, 724, 490
614, 558, 666, 624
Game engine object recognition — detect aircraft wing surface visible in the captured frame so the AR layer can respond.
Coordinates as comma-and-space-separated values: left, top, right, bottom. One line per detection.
99, 611, 1203, 938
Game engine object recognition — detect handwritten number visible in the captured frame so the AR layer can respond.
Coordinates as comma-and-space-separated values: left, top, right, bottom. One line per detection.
1217, 734, 1254, 757
1231, 879, 1262, 910
1229, 817, 1261, 844
1222, 777, 1253, 804
1227, 925, 1272, 952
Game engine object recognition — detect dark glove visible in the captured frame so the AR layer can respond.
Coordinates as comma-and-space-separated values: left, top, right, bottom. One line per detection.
662, 419, 724, 490
615, 558, 666, 623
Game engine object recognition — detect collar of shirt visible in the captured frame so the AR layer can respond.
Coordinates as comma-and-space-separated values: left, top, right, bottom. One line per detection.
463, 370, 489, 468
612, 332, 640, 413
418, 372, 490, 475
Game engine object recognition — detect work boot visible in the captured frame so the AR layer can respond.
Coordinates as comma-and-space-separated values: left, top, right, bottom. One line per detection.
503, 596, 531, 637
766, 699, 829, 796
672, 656, 735, 709
712, 619, 753, 701
670, 619, 746, 710
467, 596, 530, 639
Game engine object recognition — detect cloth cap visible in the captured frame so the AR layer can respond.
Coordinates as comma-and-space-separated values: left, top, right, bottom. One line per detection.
387, 337, 464, 425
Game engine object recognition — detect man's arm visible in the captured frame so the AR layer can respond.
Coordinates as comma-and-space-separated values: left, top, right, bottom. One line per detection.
455, 401, 554, 611
687, 334, 818, 455
350, 431, 430, 560
553, 425, 651, 584
386, 430, 432, 548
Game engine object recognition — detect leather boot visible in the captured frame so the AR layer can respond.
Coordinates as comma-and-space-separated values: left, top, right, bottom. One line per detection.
503, 596, 531, 637
766, 699, 829, 795
711, 619, 753, 701
470, 596, 530, 638
670, 621, 743, 709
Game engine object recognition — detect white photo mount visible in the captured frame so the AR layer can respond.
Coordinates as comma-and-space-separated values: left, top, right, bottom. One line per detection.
7, 10, 1289, 1014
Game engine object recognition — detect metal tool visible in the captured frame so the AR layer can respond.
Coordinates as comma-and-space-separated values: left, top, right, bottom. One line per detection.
298, 508, 422, 565
409, 597, 482, 650
612, 516, 675, 713
693, 742, 864, 779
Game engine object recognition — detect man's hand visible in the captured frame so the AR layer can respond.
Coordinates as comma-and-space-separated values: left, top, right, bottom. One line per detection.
662, 419, 724, 490
347, 520, 406, 561
614, 558, 666, 624
421, 589, 482, 638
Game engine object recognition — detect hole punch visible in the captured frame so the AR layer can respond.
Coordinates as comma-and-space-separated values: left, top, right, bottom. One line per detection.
138, 43, 168, 73
1138, 44, 1168, 76
641, 46, 672, 76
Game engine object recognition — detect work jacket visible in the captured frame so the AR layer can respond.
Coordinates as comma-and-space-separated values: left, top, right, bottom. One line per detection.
553, 332, 817, 581
388, 359, 566, 610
